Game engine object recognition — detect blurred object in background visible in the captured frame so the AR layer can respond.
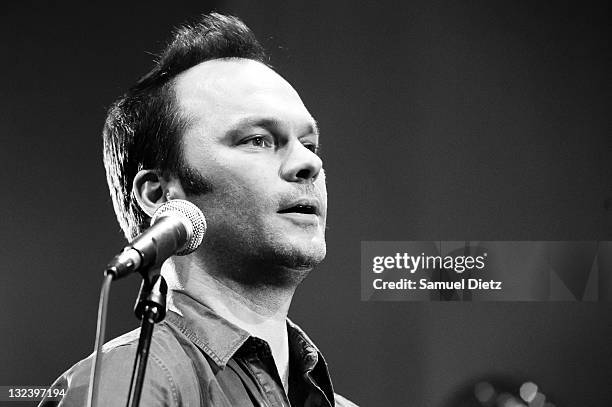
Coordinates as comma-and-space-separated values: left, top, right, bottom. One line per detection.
442, 376, 557, 407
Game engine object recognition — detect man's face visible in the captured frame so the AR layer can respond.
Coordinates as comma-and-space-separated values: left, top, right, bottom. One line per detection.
173, 59, 326, 283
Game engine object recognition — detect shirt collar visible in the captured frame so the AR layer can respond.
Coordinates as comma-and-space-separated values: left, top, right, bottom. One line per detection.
286, 318, 321, 373
164, 289, 327, 373
164, 289, 251, 367
287, 317, 336, 404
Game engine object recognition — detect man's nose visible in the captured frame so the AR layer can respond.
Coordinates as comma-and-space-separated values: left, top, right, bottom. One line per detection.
280, 141, 323, 182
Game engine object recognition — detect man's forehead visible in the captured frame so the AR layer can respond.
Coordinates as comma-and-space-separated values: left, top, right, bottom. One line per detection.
173, 58, 314, 131
173, 58, 298, 102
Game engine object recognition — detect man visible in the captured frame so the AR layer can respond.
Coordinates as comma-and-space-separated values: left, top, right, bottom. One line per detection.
41, 12, 356, 407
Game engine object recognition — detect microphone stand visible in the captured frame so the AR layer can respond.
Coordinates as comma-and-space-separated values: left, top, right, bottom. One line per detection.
126, 268, 167, 407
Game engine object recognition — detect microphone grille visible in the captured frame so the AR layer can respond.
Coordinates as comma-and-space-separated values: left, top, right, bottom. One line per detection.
151, 199, 206, 255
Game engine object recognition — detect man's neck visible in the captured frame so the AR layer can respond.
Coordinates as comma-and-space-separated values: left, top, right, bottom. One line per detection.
165, 256, 296, 318
163, 256, 297, 392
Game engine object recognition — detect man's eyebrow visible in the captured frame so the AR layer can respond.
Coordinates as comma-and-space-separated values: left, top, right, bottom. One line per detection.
311, 120, 320, 138
228, 116, 320, 137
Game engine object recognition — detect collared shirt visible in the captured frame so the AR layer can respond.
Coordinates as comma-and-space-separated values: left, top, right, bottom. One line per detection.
40, 291, 357, 407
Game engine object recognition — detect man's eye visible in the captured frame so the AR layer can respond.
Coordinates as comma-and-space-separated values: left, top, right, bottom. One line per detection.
303, 143, 320, 155
242, 135, 275, 148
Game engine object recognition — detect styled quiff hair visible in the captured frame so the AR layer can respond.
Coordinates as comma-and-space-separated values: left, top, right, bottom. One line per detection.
102, 13, 268, 240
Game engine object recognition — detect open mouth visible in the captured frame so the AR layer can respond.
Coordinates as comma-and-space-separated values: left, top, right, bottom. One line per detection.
278, 204, 318, 215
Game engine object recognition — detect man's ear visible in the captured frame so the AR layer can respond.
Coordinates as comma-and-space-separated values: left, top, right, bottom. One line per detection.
132, 170, 186, 217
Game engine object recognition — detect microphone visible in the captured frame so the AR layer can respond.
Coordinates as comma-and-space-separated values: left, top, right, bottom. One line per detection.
105, 199, 206, 280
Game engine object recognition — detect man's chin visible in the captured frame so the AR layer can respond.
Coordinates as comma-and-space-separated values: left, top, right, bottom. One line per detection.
260, 238, 326, 281
275, 241, 326, 269
234, 247, 324, 288
289, 235, 326, 263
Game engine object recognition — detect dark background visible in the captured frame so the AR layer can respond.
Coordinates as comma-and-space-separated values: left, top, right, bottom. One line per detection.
2, 1, 611, 405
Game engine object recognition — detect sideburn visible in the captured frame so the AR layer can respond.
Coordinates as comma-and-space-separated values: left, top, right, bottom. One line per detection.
176, 164, 214, 195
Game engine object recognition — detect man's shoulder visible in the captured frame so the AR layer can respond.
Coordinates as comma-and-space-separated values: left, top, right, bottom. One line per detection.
76, 322, 188, 370
41, 322, 197, 406
60, 327, 142, 384
100, 326, 141, 351
78, 321, 197, 379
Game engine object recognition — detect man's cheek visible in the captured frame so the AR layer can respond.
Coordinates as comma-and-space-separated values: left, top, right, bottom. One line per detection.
315, 169, 327, 193
318, 168, 326, 183
315, 173, 327, 213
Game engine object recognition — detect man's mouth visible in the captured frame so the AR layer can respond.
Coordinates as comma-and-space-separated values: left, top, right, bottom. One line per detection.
278, 204, 318, 215
277, 198, 321, 216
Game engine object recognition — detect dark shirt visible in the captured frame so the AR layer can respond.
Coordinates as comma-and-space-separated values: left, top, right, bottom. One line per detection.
40, 290, 357, 406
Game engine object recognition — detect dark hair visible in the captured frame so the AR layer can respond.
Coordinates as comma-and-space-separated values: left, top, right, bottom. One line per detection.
102, 13, 268, 240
